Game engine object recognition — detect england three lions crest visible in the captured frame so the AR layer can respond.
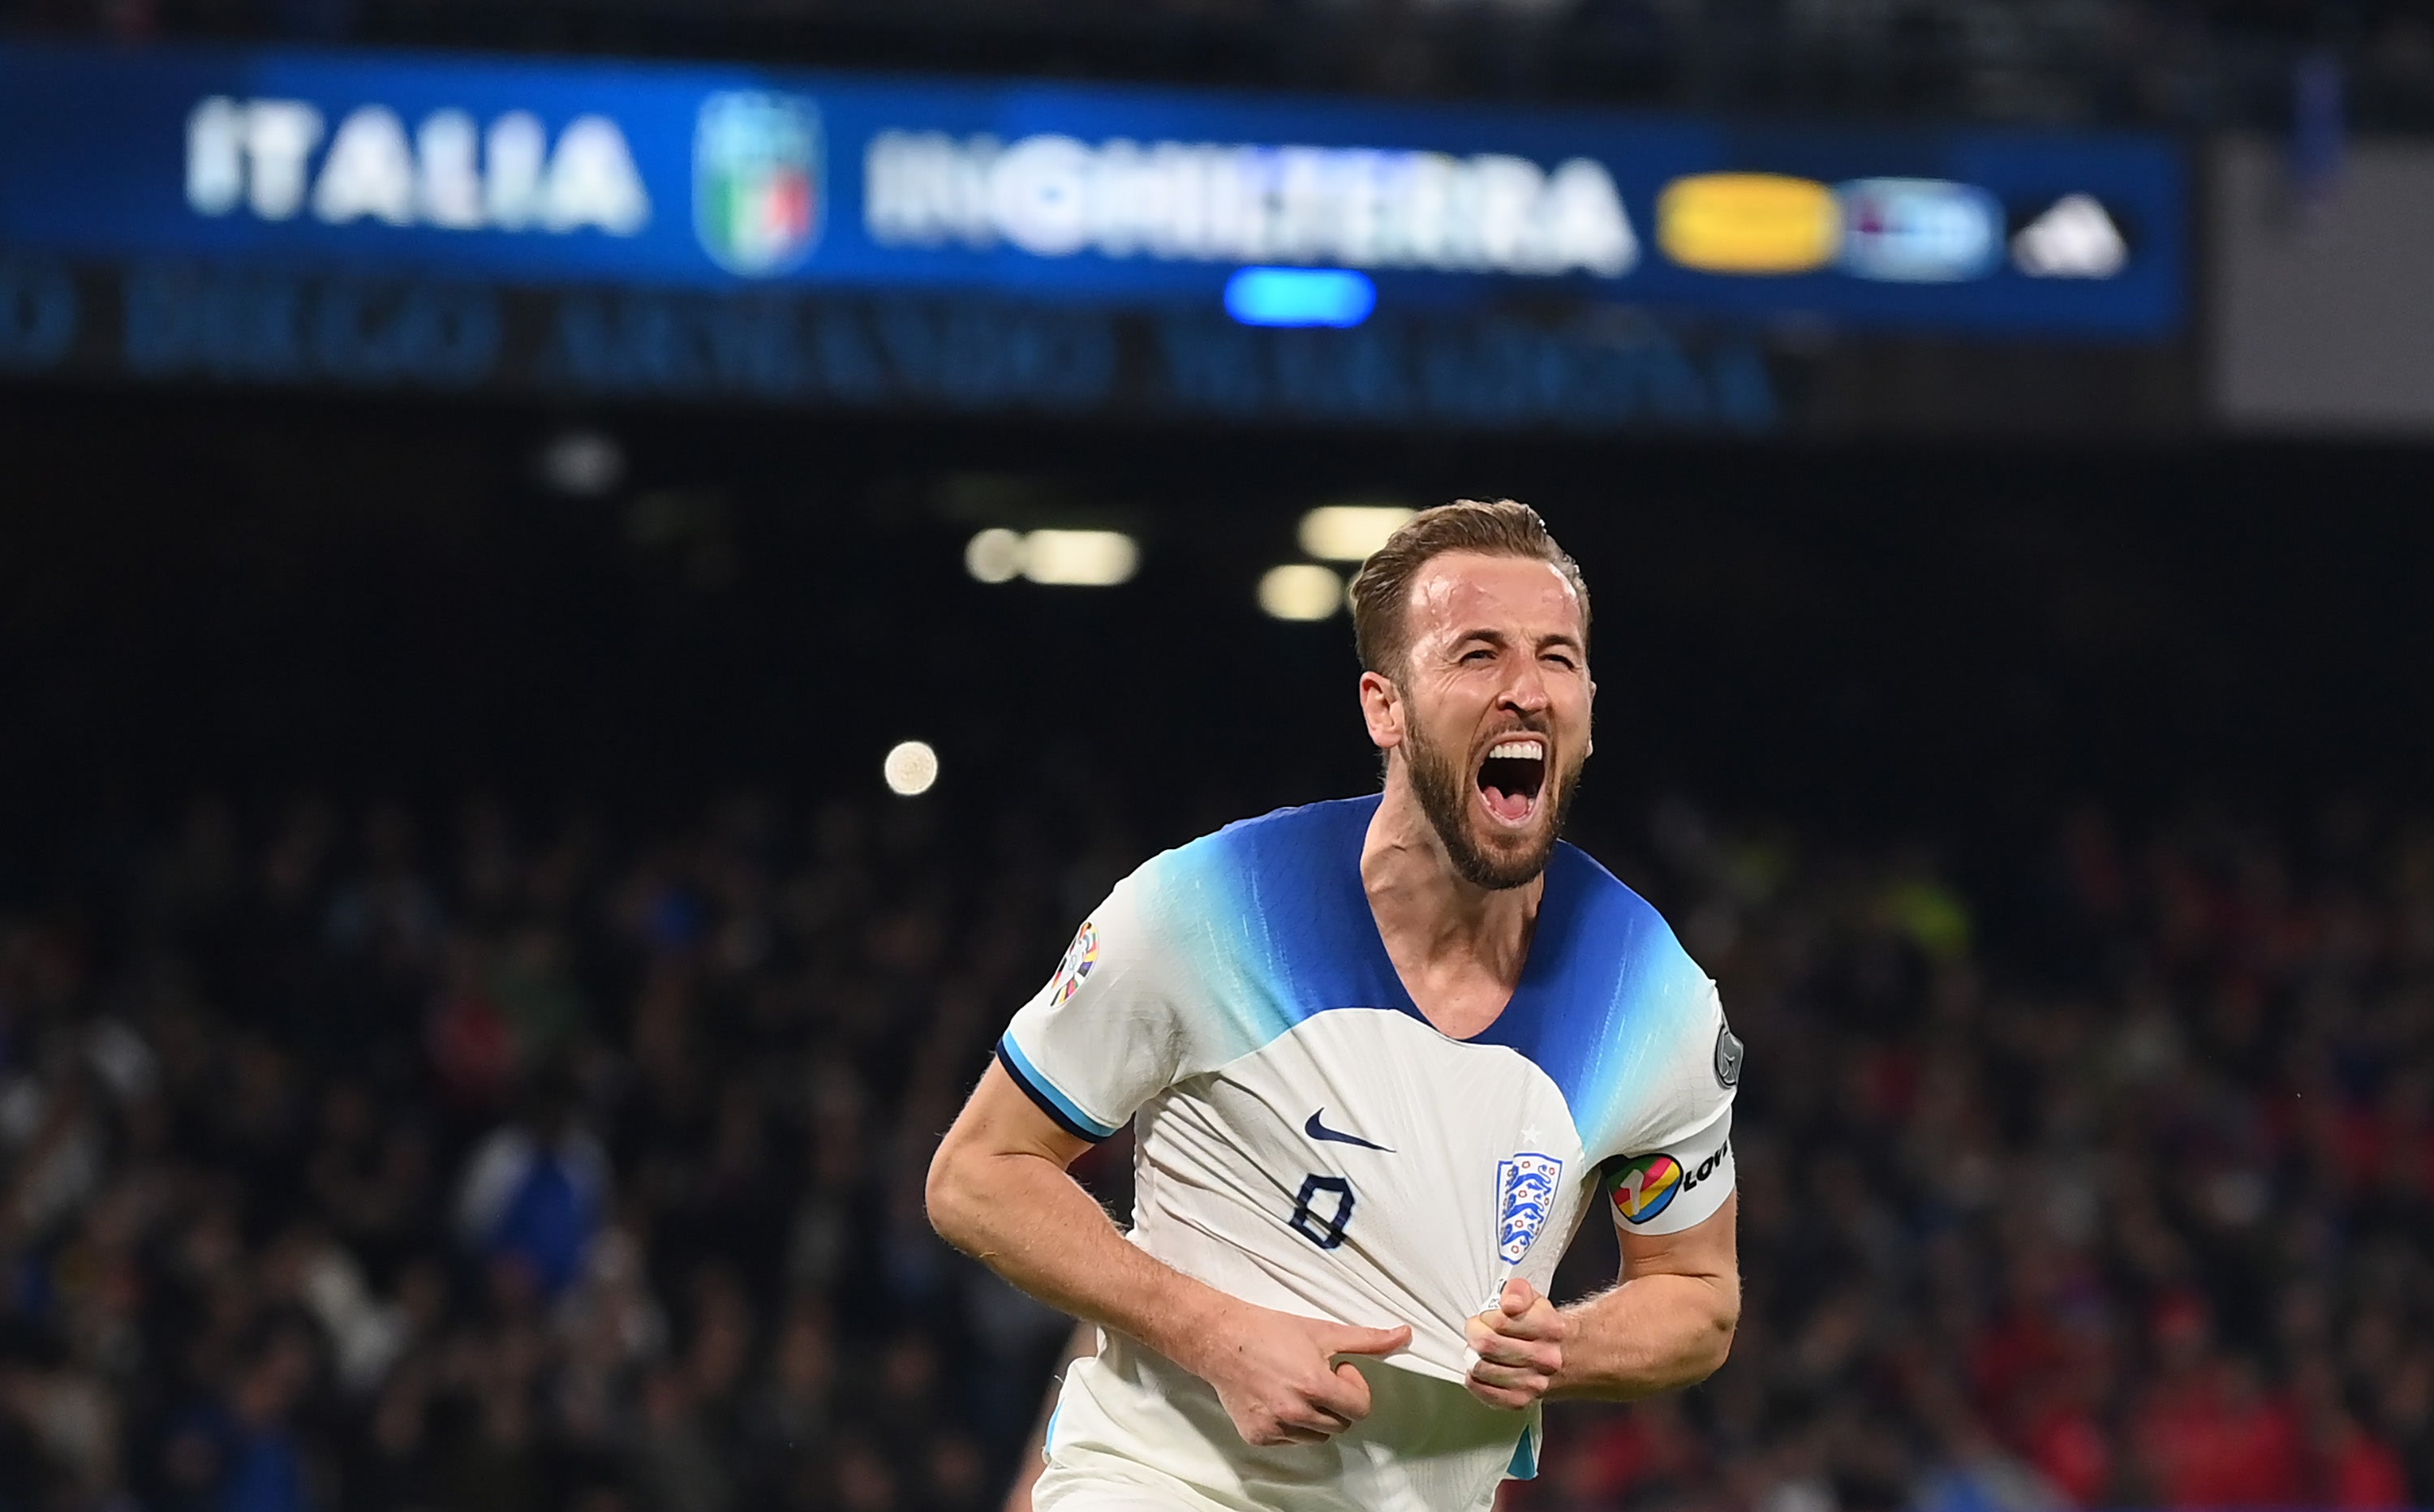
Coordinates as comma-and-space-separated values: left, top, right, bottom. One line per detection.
1495, 1153, 1563, 1267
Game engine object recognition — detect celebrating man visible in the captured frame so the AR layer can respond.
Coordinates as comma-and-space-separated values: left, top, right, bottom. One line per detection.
928, 500, 1743, 1511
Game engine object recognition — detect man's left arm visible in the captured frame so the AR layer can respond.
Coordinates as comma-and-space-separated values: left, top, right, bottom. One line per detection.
1464, 1193, 1739, 1407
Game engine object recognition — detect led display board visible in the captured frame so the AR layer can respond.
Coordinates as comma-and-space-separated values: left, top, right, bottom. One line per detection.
0, 41, 2185, 337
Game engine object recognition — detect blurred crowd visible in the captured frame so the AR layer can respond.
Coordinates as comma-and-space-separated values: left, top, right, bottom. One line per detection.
1518, 798, 2434, 1512
0, 791, 1106, 1512
0, 787, 2429, 1512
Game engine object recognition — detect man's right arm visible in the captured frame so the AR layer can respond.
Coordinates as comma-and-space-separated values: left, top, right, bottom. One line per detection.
926, 1059, 1410, 1447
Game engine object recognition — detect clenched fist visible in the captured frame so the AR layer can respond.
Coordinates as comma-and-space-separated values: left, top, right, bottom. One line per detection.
1464, 1278, 1568, 1409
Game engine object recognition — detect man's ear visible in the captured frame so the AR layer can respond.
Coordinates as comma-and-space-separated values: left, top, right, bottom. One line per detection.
1358, 670, 1403, 751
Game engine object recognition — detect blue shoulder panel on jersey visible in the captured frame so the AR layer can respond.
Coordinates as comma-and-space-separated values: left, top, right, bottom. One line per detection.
997, 1034, 1120, 1141
1469, 842, 1714, 1152
1141, 793, 1709, 1151
1129, 797, 1415, 1064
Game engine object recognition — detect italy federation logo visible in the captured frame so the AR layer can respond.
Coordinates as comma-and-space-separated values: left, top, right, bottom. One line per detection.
695, 92, 822, 275
1495, 1153, 1563, 1266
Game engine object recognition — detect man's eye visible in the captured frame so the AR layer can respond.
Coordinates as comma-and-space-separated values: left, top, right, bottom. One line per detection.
1463, 649, 1495, 664
1544, 654, 1577, 671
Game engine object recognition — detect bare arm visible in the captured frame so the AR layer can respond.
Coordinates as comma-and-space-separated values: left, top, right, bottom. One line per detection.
926, 1062, 1223, 1364
927, 1061, 1411, 1446
1552, 1192, 1739, 1399
1464, 1193, 1739, 1408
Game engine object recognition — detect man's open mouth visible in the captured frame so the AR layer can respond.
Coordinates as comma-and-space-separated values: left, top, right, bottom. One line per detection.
1476, 737, 1548, 827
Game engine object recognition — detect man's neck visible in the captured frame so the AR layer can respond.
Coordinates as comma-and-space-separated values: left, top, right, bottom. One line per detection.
1359, 775, 1542, 986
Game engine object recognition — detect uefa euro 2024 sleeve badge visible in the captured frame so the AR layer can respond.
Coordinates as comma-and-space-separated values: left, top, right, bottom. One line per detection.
1049, 921, 1099, 1006
1495, 1153, 1563, 1267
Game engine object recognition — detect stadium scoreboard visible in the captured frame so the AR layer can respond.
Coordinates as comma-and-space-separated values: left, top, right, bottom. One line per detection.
0, 41, 2187, 432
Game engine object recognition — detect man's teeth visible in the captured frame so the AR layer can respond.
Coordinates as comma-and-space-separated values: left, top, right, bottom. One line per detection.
1487, 740, 1545, 761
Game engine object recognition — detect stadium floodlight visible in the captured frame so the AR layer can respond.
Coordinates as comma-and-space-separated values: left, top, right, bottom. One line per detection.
965, 528, 1137, 586
1297, 505, 1414, 563
883, 741, 940, 797
1021, 530, 1138, 586
965, 528, 1026, 583
1258, 564, 1345, 622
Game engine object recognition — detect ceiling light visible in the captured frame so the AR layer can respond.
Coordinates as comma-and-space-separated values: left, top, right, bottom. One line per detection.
1021, 530, 1138, 586
1298, 505, 1414, 562
1259, 564, 1345, 621
965, 528, 1026, 583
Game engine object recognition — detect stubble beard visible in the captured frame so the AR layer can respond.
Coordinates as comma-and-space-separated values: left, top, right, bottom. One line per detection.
1402, 715, 1580, 891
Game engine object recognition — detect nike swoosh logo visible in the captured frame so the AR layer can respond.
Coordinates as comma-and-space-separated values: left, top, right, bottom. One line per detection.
1305, 1110, 1394, 1152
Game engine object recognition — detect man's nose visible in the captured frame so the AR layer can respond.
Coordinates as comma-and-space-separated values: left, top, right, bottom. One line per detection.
1498, 663, 1551, 713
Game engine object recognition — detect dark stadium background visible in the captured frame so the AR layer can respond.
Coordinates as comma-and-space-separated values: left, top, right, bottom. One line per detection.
6, 389, 2431, 832
6, 2, 2434, 1510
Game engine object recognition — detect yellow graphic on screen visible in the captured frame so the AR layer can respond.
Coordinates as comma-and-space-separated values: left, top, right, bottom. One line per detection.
1658, 174, 1840, 274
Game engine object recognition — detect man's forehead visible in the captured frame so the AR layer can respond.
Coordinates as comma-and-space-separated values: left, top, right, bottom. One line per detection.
1404, 552, 1582, 637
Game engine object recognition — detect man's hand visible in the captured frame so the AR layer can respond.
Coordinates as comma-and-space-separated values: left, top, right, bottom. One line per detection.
1465, 1278, 1569, 1410
1188, 1301, 1413, 1447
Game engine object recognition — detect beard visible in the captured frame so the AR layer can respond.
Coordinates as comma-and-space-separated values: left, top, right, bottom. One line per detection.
1403, 715, 1580, 891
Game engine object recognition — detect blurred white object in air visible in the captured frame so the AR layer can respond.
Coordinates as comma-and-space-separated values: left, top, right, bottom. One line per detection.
884, 741, 940, 797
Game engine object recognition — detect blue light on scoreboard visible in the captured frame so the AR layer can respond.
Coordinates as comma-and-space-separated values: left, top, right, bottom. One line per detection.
0, 41, 2187, 337
1225, 267, 1376, 328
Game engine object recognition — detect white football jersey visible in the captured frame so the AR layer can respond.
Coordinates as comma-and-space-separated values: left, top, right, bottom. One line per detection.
1001, 797, 1739, 1512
